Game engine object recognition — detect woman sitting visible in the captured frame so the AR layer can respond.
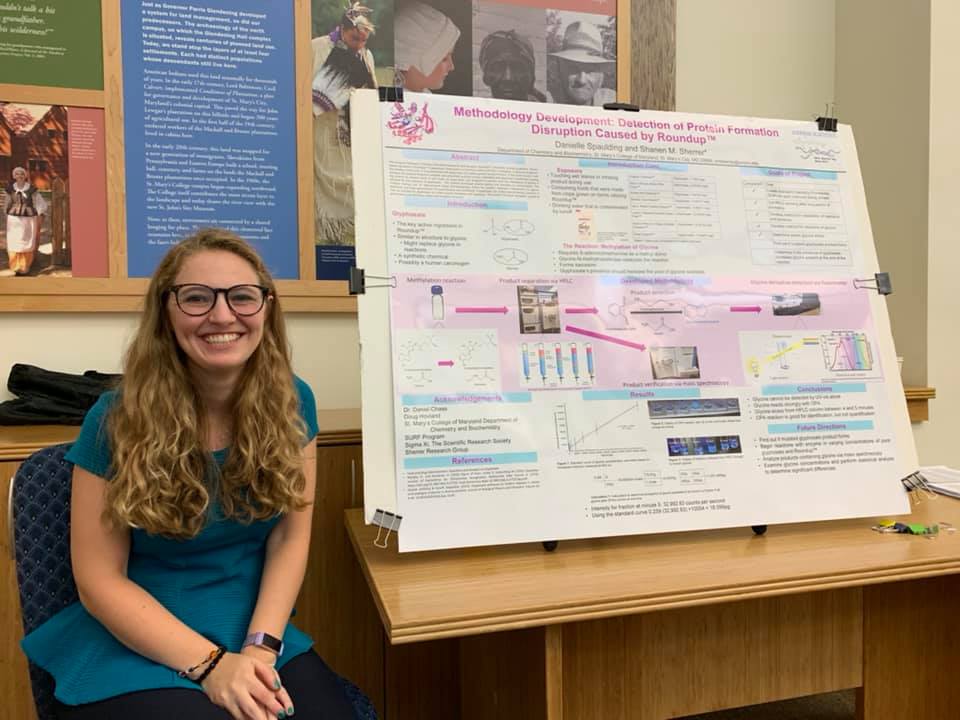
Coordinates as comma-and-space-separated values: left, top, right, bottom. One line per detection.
22, 228, 362, 719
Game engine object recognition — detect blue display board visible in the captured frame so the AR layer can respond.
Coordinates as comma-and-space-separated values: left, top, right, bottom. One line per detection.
122, 0, 299, 278
315, 244, 355, 280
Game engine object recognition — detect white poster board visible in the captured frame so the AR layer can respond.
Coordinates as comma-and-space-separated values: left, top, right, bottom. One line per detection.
351, 90, 916, 552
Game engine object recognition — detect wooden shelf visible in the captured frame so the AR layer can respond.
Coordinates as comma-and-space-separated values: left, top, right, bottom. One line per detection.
905, 386, 936, 422
0, 408, 361, 461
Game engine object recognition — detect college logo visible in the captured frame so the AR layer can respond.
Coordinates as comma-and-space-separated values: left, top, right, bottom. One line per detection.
387, 101, 435, 145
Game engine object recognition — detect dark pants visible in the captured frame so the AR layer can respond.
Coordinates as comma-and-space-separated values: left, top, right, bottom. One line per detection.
55, 650, 359, 719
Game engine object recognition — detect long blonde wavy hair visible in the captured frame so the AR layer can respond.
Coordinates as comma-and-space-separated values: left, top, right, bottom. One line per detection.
104, 229, 308, 539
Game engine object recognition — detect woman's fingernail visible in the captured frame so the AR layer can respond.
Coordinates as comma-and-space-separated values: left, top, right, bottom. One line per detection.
287, 707, 295, 716
278, 712, 286, 719
274, 678, 281, 690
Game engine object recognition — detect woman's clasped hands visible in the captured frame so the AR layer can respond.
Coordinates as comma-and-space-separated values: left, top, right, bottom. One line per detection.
200, 649, 295, 720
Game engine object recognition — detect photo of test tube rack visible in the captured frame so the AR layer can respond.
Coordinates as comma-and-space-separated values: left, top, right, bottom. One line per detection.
520, 342, 596, 388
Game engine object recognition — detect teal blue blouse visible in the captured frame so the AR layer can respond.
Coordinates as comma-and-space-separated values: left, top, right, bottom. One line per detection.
21, 377, 319, 705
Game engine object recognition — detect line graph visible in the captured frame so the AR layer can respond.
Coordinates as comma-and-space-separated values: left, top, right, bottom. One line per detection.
741, 330, 882, 384
554, 401, 644, 454
821, 331, 873, 371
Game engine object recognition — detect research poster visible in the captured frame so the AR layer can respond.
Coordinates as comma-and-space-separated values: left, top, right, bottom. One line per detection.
352, 91, 916, 552
0, 0, 103, 90
121, 0, 299, 278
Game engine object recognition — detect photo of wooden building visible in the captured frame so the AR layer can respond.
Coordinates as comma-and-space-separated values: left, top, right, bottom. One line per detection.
0, 103, 69, 190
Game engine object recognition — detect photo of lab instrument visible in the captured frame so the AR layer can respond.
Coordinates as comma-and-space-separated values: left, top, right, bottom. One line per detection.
771, 293, 821, 316
650, 346, 701, 379
517, 285, 561, 334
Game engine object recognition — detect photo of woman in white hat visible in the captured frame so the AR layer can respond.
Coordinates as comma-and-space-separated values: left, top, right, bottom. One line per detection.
393, 1, 461, 93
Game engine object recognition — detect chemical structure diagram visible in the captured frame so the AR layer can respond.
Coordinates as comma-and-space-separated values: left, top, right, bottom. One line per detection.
404, 369, 431, 383
395, 330, 502, 392
493, 247, 529, 268
605, 297, 711, 331
461, 333, 498, 355
482, 217, 536, 238
467, 369, 497, 384
398, 336, 440, 384
398, 336, 440, 365
638, 316, 677, 335
458, 335, 498, 383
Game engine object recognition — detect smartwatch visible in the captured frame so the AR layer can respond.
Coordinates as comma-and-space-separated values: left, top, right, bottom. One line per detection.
243, 631, 284, 656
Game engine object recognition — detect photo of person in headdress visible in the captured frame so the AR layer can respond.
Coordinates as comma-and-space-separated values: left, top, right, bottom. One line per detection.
548, 19, 616, 107
479, 30, 548, 102
393, 1, 461, 93
312, 3, 377, 122
311, 2, 378, 246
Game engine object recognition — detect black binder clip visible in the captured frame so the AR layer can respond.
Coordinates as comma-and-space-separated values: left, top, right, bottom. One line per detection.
853, 272, 892, 296
816, 102, 838, 132
348, 267, 396, 296
372, 509, 403, 549
602, 102, 639, 112
901, 471, 937, 503
379, 85, 404, 103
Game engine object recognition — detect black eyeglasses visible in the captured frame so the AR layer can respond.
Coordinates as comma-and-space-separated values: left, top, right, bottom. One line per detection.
168, 284, 270, 317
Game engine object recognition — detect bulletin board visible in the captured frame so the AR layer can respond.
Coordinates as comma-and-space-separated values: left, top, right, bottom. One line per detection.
0, 0, 652, 312
309, 0, 667, 280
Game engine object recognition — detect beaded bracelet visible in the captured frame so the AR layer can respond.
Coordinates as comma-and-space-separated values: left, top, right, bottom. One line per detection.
194, 646, 227, 685
177, 646, 221, 679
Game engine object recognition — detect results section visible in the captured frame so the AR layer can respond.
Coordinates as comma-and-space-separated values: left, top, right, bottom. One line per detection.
389, 272, 902, 550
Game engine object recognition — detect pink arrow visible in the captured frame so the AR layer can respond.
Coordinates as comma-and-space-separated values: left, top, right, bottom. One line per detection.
566, 325, 646, 351
455, 306, 509, 314
437, 360, 454, 367
564, 307, 599, 314
730, 306, 762, 313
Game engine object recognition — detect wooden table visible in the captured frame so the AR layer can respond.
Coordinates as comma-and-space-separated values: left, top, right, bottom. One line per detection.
346, 497, 960, 719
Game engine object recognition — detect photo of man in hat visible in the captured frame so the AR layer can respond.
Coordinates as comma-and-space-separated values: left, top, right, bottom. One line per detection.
548, 19, 616, 107
479, 29, 548, 102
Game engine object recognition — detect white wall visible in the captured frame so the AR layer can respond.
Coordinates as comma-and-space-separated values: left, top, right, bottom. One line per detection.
913, 0, 960, 465
835, 0, 930, 389
0, 313, 361, 409
676, 0, 960, 467
676, 0, 836, 121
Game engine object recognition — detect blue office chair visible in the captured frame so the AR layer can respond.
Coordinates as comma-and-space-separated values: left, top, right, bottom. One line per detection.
11, 444, 377, 720
11, 443, 76, 720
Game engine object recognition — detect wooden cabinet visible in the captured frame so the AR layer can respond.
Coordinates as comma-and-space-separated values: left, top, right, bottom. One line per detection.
297, 418, 385, 713
0, 413, 385, 720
